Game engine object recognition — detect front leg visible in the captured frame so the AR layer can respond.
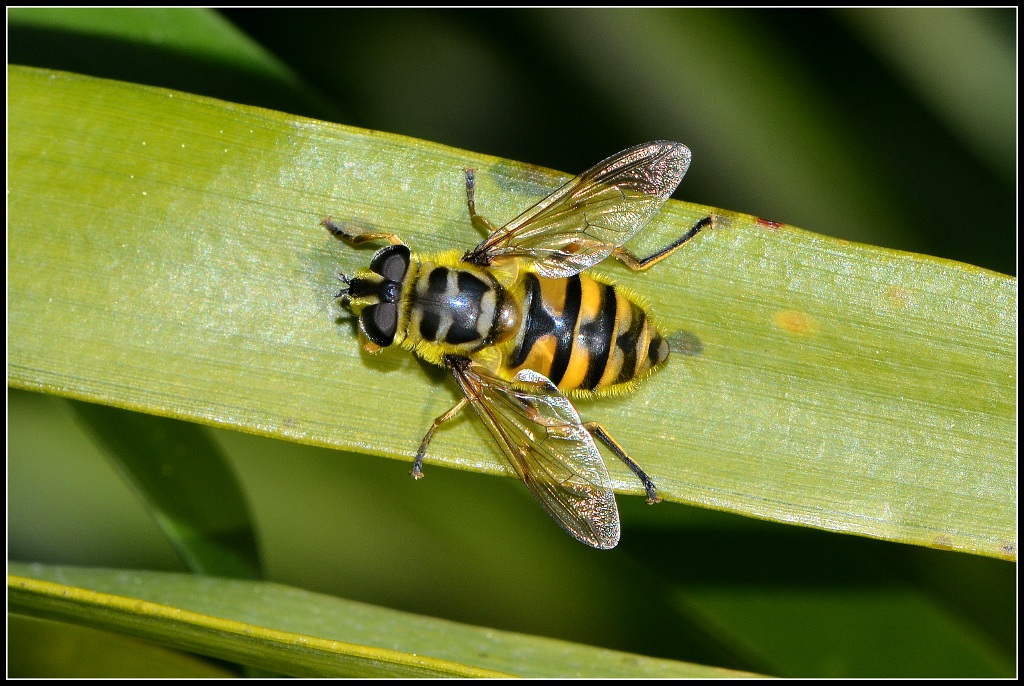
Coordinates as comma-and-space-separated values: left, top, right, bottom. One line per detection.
323, 216, 405, 246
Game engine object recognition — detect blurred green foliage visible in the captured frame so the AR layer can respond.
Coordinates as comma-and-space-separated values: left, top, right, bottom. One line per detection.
8, 8, 1015, 678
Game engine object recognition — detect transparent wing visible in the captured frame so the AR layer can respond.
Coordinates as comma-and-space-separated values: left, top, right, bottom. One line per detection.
449, 361, 620, 549
465, 141, 691, 278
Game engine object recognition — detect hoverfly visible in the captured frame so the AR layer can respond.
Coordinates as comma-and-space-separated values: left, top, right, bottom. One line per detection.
325, 141, 711, 549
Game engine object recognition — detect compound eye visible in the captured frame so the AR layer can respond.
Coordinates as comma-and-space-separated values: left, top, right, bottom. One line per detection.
361, 302, 397, 346
370, 245, 411, 283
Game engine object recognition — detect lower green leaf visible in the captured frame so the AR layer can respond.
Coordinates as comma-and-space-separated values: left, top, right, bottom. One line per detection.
9, 564, 756, 678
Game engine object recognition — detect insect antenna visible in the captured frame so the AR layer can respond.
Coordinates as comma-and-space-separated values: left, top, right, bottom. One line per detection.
309, 271, 354, 321
333, 270, 352, 299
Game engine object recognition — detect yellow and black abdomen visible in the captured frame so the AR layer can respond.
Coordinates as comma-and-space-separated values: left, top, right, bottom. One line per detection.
500, 271, 669, 396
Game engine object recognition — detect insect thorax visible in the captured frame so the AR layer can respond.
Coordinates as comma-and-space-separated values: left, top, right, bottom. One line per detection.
400, 251, 521, 364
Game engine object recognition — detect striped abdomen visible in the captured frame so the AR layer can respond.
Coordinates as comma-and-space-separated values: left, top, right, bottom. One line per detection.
502, 272, 669, 395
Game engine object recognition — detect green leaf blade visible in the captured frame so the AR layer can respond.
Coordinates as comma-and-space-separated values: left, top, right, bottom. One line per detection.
8, 64, 1015, 561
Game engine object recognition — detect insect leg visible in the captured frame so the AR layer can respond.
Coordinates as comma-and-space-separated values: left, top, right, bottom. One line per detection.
583, 422, 661, 504
612, 215, 713, 271
464, 168, 500, 237
410, 398, 470, 479
323, 216, 405, 246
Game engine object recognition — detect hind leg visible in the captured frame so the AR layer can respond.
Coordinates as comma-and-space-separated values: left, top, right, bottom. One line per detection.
583, 422, 661, 504
612, 215, 712, 271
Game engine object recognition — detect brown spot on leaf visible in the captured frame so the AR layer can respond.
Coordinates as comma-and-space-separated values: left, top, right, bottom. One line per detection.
756, 217, 784, 230
773, 310, 816, 336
